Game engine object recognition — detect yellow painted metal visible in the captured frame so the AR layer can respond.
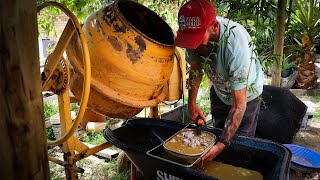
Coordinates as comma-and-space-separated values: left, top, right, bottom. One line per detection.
48, 157, 84, 173
66, 0, 175, 118
49, 89, 112, 178
38, 2, 91, 147
55, 89, 112, 179
73, 141, 113, 161
58, 88, 78, 179
165, 48, 186, 101
42, 57, 70, 94
41, 20, 74, 93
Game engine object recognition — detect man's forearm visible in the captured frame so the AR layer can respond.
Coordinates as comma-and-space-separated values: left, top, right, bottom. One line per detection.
221, 105, 245, 142
221, 89, 247, 142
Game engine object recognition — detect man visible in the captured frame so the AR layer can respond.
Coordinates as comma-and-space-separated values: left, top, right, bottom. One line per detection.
175, 0, 264, 161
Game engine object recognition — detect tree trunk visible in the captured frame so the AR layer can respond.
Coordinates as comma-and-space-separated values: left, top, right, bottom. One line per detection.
271, 0, 287, 87
0, 0, 50, 179
293, 35, 317, 89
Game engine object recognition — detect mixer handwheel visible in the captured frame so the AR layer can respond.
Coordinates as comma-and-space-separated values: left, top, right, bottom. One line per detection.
38, 2, 91, 146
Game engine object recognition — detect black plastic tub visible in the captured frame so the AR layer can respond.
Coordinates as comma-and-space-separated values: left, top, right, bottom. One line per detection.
103, 118, 291, 180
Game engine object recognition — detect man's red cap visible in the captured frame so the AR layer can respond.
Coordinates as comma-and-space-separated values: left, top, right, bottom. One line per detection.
175, 0, 216, 49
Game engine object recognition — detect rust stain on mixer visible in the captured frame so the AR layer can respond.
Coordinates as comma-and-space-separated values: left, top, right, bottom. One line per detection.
103, 5, 127, 33
135, 36, 146, 51
96, 20, 105, 35
103, 6, 115, 25
108, 36, 123, 51
126, 35, 146, 64
113, 24, 127, 33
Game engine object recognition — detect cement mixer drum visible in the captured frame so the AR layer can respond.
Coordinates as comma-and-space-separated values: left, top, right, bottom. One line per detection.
66, 0, 175, 118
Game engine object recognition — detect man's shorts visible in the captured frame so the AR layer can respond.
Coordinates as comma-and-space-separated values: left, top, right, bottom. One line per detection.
210, 87, 261, 137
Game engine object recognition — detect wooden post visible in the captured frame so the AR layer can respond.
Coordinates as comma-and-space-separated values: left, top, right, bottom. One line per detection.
271, 0, 287, 87
0, 0, 49, 179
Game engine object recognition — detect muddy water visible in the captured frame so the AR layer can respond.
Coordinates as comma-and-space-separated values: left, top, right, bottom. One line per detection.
194, 161, 263, 180
164, 129, 215, 155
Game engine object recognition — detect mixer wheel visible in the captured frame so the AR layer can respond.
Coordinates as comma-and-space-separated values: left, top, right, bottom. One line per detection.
117, 151, 131, 173
38, 1, 91, 146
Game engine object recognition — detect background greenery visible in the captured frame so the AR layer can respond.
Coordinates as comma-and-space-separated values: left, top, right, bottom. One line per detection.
38, 0, 320, 119
38, 0, 320, 179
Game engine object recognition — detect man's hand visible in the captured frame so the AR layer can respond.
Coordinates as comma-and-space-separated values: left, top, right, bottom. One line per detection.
188, 103, 206, 123
201, 142, 225, 161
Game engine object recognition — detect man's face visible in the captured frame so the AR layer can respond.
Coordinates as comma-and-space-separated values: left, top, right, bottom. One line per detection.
200, 21, 219, 47
200, 29, 211, 46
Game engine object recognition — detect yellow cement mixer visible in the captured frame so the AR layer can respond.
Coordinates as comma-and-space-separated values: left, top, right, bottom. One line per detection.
66, 0, 177, 118
39, 0, 185, 179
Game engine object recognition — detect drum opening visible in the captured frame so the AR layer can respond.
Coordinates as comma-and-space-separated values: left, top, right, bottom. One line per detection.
118, 0, 174, 45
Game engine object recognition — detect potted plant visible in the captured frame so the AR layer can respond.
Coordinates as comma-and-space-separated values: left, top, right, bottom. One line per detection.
281, 54, 298, 88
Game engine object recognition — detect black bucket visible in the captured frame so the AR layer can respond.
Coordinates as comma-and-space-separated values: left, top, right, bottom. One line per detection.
103, 118, 291, 180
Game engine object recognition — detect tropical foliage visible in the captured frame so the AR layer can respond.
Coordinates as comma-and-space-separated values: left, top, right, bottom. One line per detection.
288, 0, 320, 43
37, 0, 320, 90
37, 0, 278, 65
286, 0, 320, 89
215, 0, 278, 70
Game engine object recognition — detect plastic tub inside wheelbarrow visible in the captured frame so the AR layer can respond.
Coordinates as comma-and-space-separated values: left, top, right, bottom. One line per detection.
103, 118, 291, 180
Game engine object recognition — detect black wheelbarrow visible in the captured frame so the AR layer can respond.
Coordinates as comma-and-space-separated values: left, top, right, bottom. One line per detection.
103, 118, 291, 180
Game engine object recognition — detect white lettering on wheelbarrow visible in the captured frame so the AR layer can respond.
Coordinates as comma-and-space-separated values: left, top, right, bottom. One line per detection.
157, 170, 183, 180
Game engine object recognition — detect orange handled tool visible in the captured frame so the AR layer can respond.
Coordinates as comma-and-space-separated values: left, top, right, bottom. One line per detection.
196, 116, 204, 135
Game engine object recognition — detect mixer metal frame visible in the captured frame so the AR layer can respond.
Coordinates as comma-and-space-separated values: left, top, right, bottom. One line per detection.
38, 2, 114, 179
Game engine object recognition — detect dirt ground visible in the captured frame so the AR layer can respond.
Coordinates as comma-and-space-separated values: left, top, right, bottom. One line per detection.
293, 121, 320, 154
289, 118, 320, 179
287, 88, 320, 179
48, 146, 129, 180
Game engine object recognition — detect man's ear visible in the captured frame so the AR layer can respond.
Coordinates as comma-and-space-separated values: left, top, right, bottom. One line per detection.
209, 21, 219, 33
212, 21, 219, 31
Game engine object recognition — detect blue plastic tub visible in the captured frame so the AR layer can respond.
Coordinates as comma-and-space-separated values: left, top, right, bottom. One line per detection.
104, 118, 291, 180
284, 144, 320, 172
